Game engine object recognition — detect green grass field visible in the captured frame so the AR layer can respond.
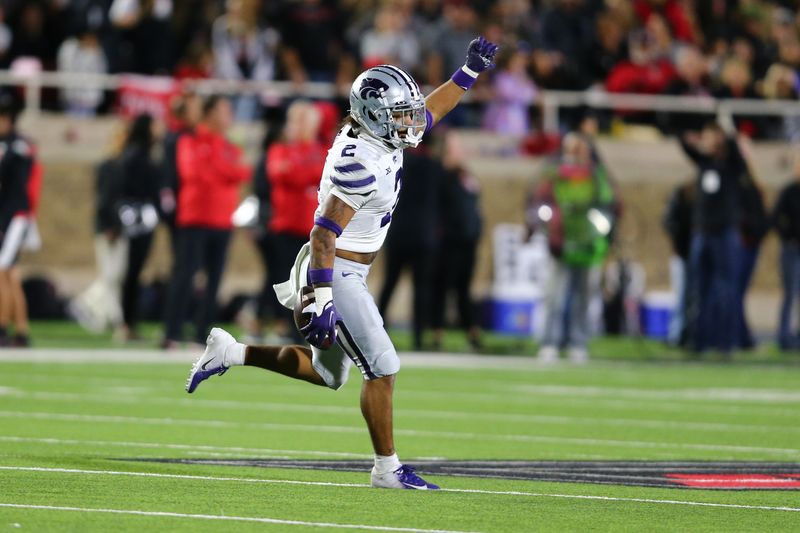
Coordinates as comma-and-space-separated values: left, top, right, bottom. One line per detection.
1, 323, 800, 531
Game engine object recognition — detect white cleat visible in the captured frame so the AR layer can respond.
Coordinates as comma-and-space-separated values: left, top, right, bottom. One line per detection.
371, 465, 439, 490
537, 345, 559, 364
567, 346, 589, 364
185, 328, 236, 393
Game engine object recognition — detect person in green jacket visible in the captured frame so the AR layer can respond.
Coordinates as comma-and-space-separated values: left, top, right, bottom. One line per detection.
526, 132, 618, 363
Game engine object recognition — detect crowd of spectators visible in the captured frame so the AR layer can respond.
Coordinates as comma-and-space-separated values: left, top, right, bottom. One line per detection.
1, 1, 800, 136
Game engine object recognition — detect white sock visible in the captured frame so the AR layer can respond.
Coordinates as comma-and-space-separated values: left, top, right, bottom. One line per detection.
223, 342, 246, 367
374, 453, 401, 474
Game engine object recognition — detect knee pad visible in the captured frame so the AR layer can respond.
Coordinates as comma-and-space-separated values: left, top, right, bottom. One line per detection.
367, 348, 400, 379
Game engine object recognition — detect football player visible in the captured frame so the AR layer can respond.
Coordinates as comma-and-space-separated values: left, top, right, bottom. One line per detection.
187, 37, 499, 489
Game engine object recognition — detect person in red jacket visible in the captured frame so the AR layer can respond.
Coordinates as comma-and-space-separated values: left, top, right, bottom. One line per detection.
162, 95, 250, 347
261, 100, 326, 339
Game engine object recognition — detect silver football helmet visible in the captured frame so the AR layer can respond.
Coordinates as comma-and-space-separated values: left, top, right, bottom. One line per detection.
349, 65, 427, 149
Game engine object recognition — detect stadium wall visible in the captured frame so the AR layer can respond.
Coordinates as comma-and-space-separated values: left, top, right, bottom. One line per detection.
18, 114, 789, 329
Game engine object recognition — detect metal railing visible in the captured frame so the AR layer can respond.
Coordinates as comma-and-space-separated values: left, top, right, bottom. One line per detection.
4, 69, 800, 132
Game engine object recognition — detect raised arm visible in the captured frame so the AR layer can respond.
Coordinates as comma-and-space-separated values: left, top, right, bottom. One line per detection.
425, 37, 499, 127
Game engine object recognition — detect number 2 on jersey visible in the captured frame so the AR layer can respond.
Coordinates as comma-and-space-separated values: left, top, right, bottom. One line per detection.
380, 169, 403, 227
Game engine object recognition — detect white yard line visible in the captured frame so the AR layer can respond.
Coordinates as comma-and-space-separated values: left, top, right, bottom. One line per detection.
0, 348, 538, 370
5, 389, 796, 434
0, 436, 373, 459
2, 467, 799, 513
0, 502, 478, 533
0, 410, 798, 457
0, 436, 445, 461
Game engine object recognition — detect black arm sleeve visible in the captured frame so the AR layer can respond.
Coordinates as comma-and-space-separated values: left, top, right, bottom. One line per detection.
252, 154, 271, 226
95, 159, 124, 232
161, 134, 179, 191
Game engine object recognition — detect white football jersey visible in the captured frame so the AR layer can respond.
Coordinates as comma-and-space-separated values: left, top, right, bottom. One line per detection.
315, 125, 405, 253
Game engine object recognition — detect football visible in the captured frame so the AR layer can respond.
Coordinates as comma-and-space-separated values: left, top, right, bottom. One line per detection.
294, 285, 316, 331
293, 286, 334, 349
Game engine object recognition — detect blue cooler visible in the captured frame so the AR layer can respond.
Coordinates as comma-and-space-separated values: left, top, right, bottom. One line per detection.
483, 297, 538, 336
639, 292, 675, 340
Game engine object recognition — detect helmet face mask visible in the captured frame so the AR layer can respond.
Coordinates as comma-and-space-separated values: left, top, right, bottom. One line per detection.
349, 66, 426, 149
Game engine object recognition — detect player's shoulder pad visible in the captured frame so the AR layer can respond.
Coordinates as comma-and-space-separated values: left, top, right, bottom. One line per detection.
330, 141, 381, 195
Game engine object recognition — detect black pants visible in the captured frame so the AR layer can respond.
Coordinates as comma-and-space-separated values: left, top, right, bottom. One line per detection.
122, 232, 154, 330
164, 227, 231, 343
378, 243, 435, 349
431, 240, 478, 332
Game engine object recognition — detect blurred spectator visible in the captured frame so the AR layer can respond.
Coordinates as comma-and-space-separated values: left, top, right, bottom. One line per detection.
632, 0, 695, 44
0, 8, 12, 67
761, 63, 800, 142
662, 180, 694, 348
378, 144, 442, 350
162, 96, 250, 346
735, 168, 767, 350
56, 27, 108, 116
535, 0, 596, 90
482, 45, 538, 136
116, 113, 163, 342
174, 41, 213, 81
247, 107, 285, 341
529, 133, 618, 363
591, 9, 629, 81
659, 45, 710, 133
605, 27, 676, 96
161, 92, 203, 249
7, 2, 59, 68
426, 0, 478, 86
69, 128, 129, 334
261, 100, 326, 340
410, 0, 443, 54
279, 0, 355, 86
493, 0, 537, 46
773, 151, 800, 351
211, 0, 280, 120
0, 94, 39, 347
65, 0, 119, 73
715, 58, 762, 136
431, 133, 483, 351
359, 5, 420, 73
680, 123, 748, 356
110, 0, 173, 74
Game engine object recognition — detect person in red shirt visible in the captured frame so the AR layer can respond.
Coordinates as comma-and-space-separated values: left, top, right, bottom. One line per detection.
162, 95, 250, 347
260, 100, 326, 339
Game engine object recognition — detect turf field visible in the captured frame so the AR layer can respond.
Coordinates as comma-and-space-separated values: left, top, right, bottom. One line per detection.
1, 342, 799, 531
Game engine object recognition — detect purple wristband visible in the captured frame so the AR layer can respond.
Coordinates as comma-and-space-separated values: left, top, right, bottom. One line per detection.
308, 268, 333, 284
451, 67, 477, 91
314, 216, 343, 237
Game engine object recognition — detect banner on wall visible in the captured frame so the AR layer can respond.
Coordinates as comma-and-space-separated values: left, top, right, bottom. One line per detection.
117, 75, 180, 120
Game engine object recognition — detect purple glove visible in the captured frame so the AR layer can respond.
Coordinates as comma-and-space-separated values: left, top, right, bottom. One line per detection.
301, 300, 341, 349
465, 36, 499, 73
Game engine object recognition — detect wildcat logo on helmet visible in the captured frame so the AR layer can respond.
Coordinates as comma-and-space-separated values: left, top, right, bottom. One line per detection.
358, 78, 390, 101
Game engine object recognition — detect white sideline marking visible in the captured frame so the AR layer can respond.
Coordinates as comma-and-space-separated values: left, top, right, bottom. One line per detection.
2, 467, 800, 513
0, 436, 445, 462
0, 410, 797, 457
6, 390, 797, 434
0, 348, 538, 370
0, 436, 373, 459
0, 503, 476, 533
510, 384, 800, 403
